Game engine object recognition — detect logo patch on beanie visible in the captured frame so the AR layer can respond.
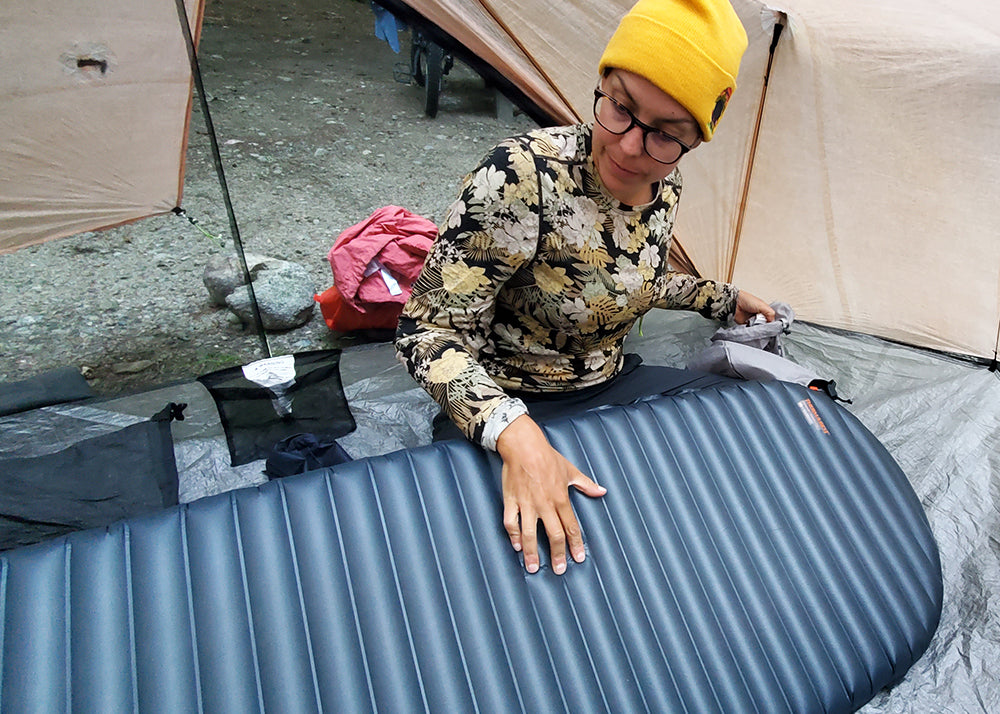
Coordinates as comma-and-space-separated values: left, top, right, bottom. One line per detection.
710, 87, 734, 133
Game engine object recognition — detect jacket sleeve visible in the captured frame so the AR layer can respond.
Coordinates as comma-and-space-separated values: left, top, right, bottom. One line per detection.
654, 272, 739, 322
394, 139, 540, 447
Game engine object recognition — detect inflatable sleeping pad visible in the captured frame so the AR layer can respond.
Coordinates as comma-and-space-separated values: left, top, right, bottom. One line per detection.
0, 381, 941, 713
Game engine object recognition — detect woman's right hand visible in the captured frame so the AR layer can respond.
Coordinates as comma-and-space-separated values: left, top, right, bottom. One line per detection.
495, 415, 607, 574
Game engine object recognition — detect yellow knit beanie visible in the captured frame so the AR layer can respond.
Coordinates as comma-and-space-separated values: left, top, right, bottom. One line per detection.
598, 0, 748, 141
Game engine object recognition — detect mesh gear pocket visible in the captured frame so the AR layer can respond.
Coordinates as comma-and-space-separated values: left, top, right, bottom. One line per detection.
198, 350, 356, 466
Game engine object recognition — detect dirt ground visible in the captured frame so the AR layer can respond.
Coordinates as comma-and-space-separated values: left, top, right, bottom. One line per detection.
0, 0, 536, 395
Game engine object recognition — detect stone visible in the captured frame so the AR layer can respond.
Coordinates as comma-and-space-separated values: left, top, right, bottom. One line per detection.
202, 252, 272, 306
111, 359, 156, 375
224, 259, 316, 331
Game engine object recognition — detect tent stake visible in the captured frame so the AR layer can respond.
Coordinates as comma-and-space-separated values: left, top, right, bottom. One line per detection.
173, 0, 271, 359
728, 13, 786, 283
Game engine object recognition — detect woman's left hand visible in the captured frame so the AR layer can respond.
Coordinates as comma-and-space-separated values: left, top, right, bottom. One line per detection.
733, 290, 776, 324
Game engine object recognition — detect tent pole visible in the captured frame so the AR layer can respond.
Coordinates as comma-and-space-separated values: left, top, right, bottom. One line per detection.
174, 0, 271, 359
667, 234, 702, 278
991, 318, 999, 372
727, 13, 786, 283
476, 0, 581, 123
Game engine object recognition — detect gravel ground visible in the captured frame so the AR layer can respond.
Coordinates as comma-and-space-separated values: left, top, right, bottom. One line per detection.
0, 0, 536, 395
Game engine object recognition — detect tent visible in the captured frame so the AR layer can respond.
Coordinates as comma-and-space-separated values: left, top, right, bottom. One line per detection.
2, 0, 996, 361
1, 0, 998, 711
0, 0, 204, 252
375, 0, 1000, 364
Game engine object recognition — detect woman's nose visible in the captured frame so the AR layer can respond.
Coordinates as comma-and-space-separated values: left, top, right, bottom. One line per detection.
618, 125, 646, 156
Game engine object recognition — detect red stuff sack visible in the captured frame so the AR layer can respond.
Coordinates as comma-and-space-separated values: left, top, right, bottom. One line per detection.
314, 285, 403, 332
315, 206, 436, 333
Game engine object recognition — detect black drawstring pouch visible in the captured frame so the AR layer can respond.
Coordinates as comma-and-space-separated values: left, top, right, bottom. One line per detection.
264, 433, 353, 479
0, 402, 184, 551
198, 350, 356, 466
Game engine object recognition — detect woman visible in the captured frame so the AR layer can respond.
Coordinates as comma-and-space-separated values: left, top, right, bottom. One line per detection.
396, 0, 774, 575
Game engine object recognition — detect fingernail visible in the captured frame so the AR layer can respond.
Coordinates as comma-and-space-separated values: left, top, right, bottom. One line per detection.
526, 560, 539, 573
554, 561, 566, 575
572, 549, 586, 563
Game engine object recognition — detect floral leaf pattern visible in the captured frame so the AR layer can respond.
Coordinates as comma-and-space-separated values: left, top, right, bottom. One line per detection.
396, 124, 737, 445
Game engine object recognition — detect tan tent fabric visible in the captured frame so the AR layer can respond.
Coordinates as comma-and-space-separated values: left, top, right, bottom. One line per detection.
1, 0, 996, 359
429, 0, 1000, 360
394, 0, 580, 124
681, 0, 1000, 360
0, 0, 204, 253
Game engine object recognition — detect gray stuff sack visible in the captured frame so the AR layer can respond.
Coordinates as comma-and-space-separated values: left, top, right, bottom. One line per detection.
687, 302, 848, 401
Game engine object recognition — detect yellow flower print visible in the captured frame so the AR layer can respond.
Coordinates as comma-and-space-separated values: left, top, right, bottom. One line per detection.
503, 179, 535, 205
442, 263, 488, 293
554, 171, 575, 195
528, 131, 572, 159
692, 284, 714, 311
427, 348, 468, 383
549, 132, 575, 156
507, 147, 536, 182
629, 221, 650, 250
533, 263, 572, 294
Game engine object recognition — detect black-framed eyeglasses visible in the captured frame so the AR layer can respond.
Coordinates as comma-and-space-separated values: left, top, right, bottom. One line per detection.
593, 88, 694, 164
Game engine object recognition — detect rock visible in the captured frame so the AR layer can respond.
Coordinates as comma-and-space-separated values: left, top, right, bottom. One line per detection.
202, 252, 272, 306
111, 359, 156, 375
205, 252, 317, 330
224, 260, 316, 331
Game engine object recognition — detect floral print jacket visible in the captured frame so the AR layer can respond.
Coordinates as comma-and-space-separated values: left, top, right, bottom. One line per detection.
395, 123, 738, 448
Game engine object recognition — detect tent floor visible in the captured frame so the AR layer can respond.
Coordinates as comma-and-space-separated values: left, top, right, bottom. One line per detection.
1, 311, 997, 712
0, 377, 942, 712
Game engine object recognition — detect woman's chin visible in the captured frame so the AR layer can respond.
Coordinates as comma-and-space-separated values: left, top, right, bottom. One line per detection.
604, 174, 648, 206
595, 157, 648, 204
